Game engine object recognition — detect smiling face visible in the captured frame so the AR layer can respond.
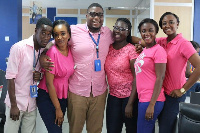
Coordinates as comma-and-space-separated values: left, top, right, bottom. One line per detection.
86, 6, 104, 33
161, 14, 179, 36
53, 24, 70, 47
113, 20, 129, 43
35, 24, 53, 48
140, 23, 157, 47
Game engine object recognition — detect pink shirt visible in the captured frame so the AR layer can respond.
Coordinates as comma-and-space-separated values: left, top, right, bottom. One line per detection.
105, 43, 139, 98
135, 44, 167, 102
156, 33, 196, 95
5, 35, 42, 112
68, 24, 113, 97
38, 45, 74, 99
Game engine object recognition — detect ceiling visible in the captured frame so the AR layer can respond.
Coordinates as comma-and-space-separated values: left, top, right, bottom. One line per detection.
22, 0, 149, 9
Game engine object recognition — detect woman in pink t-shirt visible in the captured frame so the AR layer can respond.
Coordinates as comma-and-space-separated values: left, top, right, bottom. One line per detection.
36, 20, 74, 133
105, 18, 139, 133
156, 12, 200, 133
125, 18, 167, 133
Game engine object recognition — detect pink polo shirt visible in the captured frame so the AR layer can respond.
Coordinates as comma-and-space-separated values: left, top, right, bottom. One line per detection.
156, 33, 196, 95
68, 24, 113, 97
5, 35, 43, 112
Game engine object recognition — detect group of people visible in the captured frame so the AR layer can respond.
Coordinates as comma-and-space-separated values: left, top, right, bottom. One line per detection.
4, 2, 200, 133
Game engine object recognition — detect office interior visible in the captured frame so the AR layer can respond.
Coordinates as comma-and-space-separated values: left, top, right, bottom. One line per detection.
0, 0, 200, 132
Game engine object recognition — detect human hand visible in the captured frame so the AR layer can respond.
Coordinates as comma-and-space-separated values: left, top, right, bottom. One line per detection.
55, 108, 64, 127
39, 55, 54, 71
135, 44, 143, 53
125, 104, 133, 118
145, 104, 154, 121
10, 105, 20, 121
33, 71, 41, 81
170, 89, 183, 98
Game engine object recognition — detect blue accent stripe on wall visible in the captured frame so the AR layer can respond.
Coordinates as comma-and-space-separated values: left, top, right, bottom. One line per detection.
47, 7, 56, 22
0, 0, 22, 71
194, 0, 200, 44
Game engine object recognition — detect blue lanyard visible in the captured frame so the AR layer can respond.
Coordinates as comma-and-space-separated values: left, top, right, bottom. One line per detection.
89, 33, 100, 58
33, 48, 40, 70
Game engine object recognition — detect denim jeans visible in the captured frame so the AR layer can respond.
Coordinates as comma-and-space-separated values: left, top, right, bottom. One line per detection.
158, 94, 186, 133
106, 94, 138, 133
137, 101, 164, 133
36, 89, 67, 133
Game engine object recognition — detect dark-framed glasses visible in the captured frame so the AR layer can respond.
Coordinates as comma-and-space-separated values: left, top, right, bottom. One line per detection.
88, 12, 104, 18
113, 26, 128, 31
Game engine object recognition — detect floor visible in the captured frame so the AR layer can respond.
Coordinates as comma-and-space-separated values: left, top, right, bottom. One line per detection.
36, 97, 190, 133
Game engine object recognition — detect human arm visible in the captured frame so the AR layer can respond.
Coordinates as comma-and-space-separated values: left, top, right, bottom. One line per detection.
45, 71, 63, 126
33, 71, 42, 81
131, 36, 145, 53
39, 41, 55, 71
170, 53, 200, 97
145, 63, 166, 120
125, 59, 137, 118
7, 79, 20, 121
185, 61, 191, 78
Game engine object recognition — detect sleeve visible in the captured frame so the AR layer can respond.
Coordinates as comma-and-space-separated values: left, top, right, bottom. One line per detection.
129, 45, 139, 60
5, 44, 22, 79
180, 40, 196, 59
46, 45, 56, 75
154, 46, 167, 63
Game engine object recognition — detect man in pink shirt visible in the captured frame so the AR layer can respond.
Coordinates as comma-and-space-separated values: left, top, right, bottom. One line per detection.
67, 3, 113, 133
4, 18, 53, 133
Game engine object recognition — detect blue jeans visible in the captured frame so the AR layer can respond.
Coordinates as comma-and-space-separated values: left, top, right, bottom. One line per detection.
158, 94, 186, 133
36, 89, 67, 133
106, 94, 138, 133
137, 101, 164, 133
186, 82, 200, 96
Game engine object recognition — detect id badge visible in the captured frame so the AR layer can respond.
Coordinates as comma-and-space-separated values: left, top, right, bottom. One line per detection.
94, 59, 101, 71
30, 85, 38, 98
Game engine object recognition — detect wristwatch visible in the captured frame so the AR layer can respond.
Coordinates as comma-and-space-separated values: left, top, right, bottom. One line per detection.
180, 88, 186, 94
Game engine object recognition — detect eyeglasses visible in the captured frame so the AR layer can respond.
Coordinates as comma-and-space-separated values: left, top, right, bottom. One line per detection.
88, 12, 104, 18
113, 26, 128, 31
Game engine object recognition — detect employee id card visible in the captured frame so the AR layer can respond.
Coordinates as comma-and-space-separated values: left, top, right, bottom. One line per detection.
94, 59, 101, 71
30, 85, 38, 98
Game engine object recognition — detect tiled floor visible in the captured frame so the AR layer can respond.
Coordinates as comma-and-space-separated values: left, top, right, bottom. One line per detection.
36, 96, 191, 133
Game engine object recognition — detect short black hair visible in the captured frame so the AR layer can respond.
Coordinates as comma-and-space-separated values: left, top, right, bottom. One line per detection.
116, 18, 132, 44
159, 12, 180, 29
87, 3, 104, 13
138, 18, 159, 33
36, 17, 53, 29
52, 20, 71, 39
190, 41, 200, 50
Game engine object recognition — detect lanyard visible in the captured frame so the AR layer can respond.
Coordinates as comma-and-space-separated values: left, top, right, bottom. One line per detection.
33, 48, 40, 70
89, 33, 100, 58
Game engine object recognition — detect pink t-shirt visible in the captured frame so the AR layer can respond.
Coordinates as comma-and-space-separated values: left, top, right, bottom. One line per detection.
105, 43, 139, 98
135, 44, 167, 102
5, 35, 42, 112
156, 34, 196, 95
68, 24, 113, 97
38, 45, 74, 99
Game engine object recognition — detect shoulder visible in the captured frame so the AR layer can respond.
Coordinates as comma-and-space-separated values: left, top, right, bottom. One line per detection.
125, 43, 136, 50
10, 38, 30, 52
46, 45, 57, 55
70, 24, 85, 31
156, 37, 167, 42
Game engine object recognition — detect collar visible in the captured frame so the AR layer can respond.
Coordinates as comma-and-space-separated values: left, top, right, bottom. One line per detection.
26, 35, 34, 47
85, 23, 104, 35
168, 33, 183, 45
